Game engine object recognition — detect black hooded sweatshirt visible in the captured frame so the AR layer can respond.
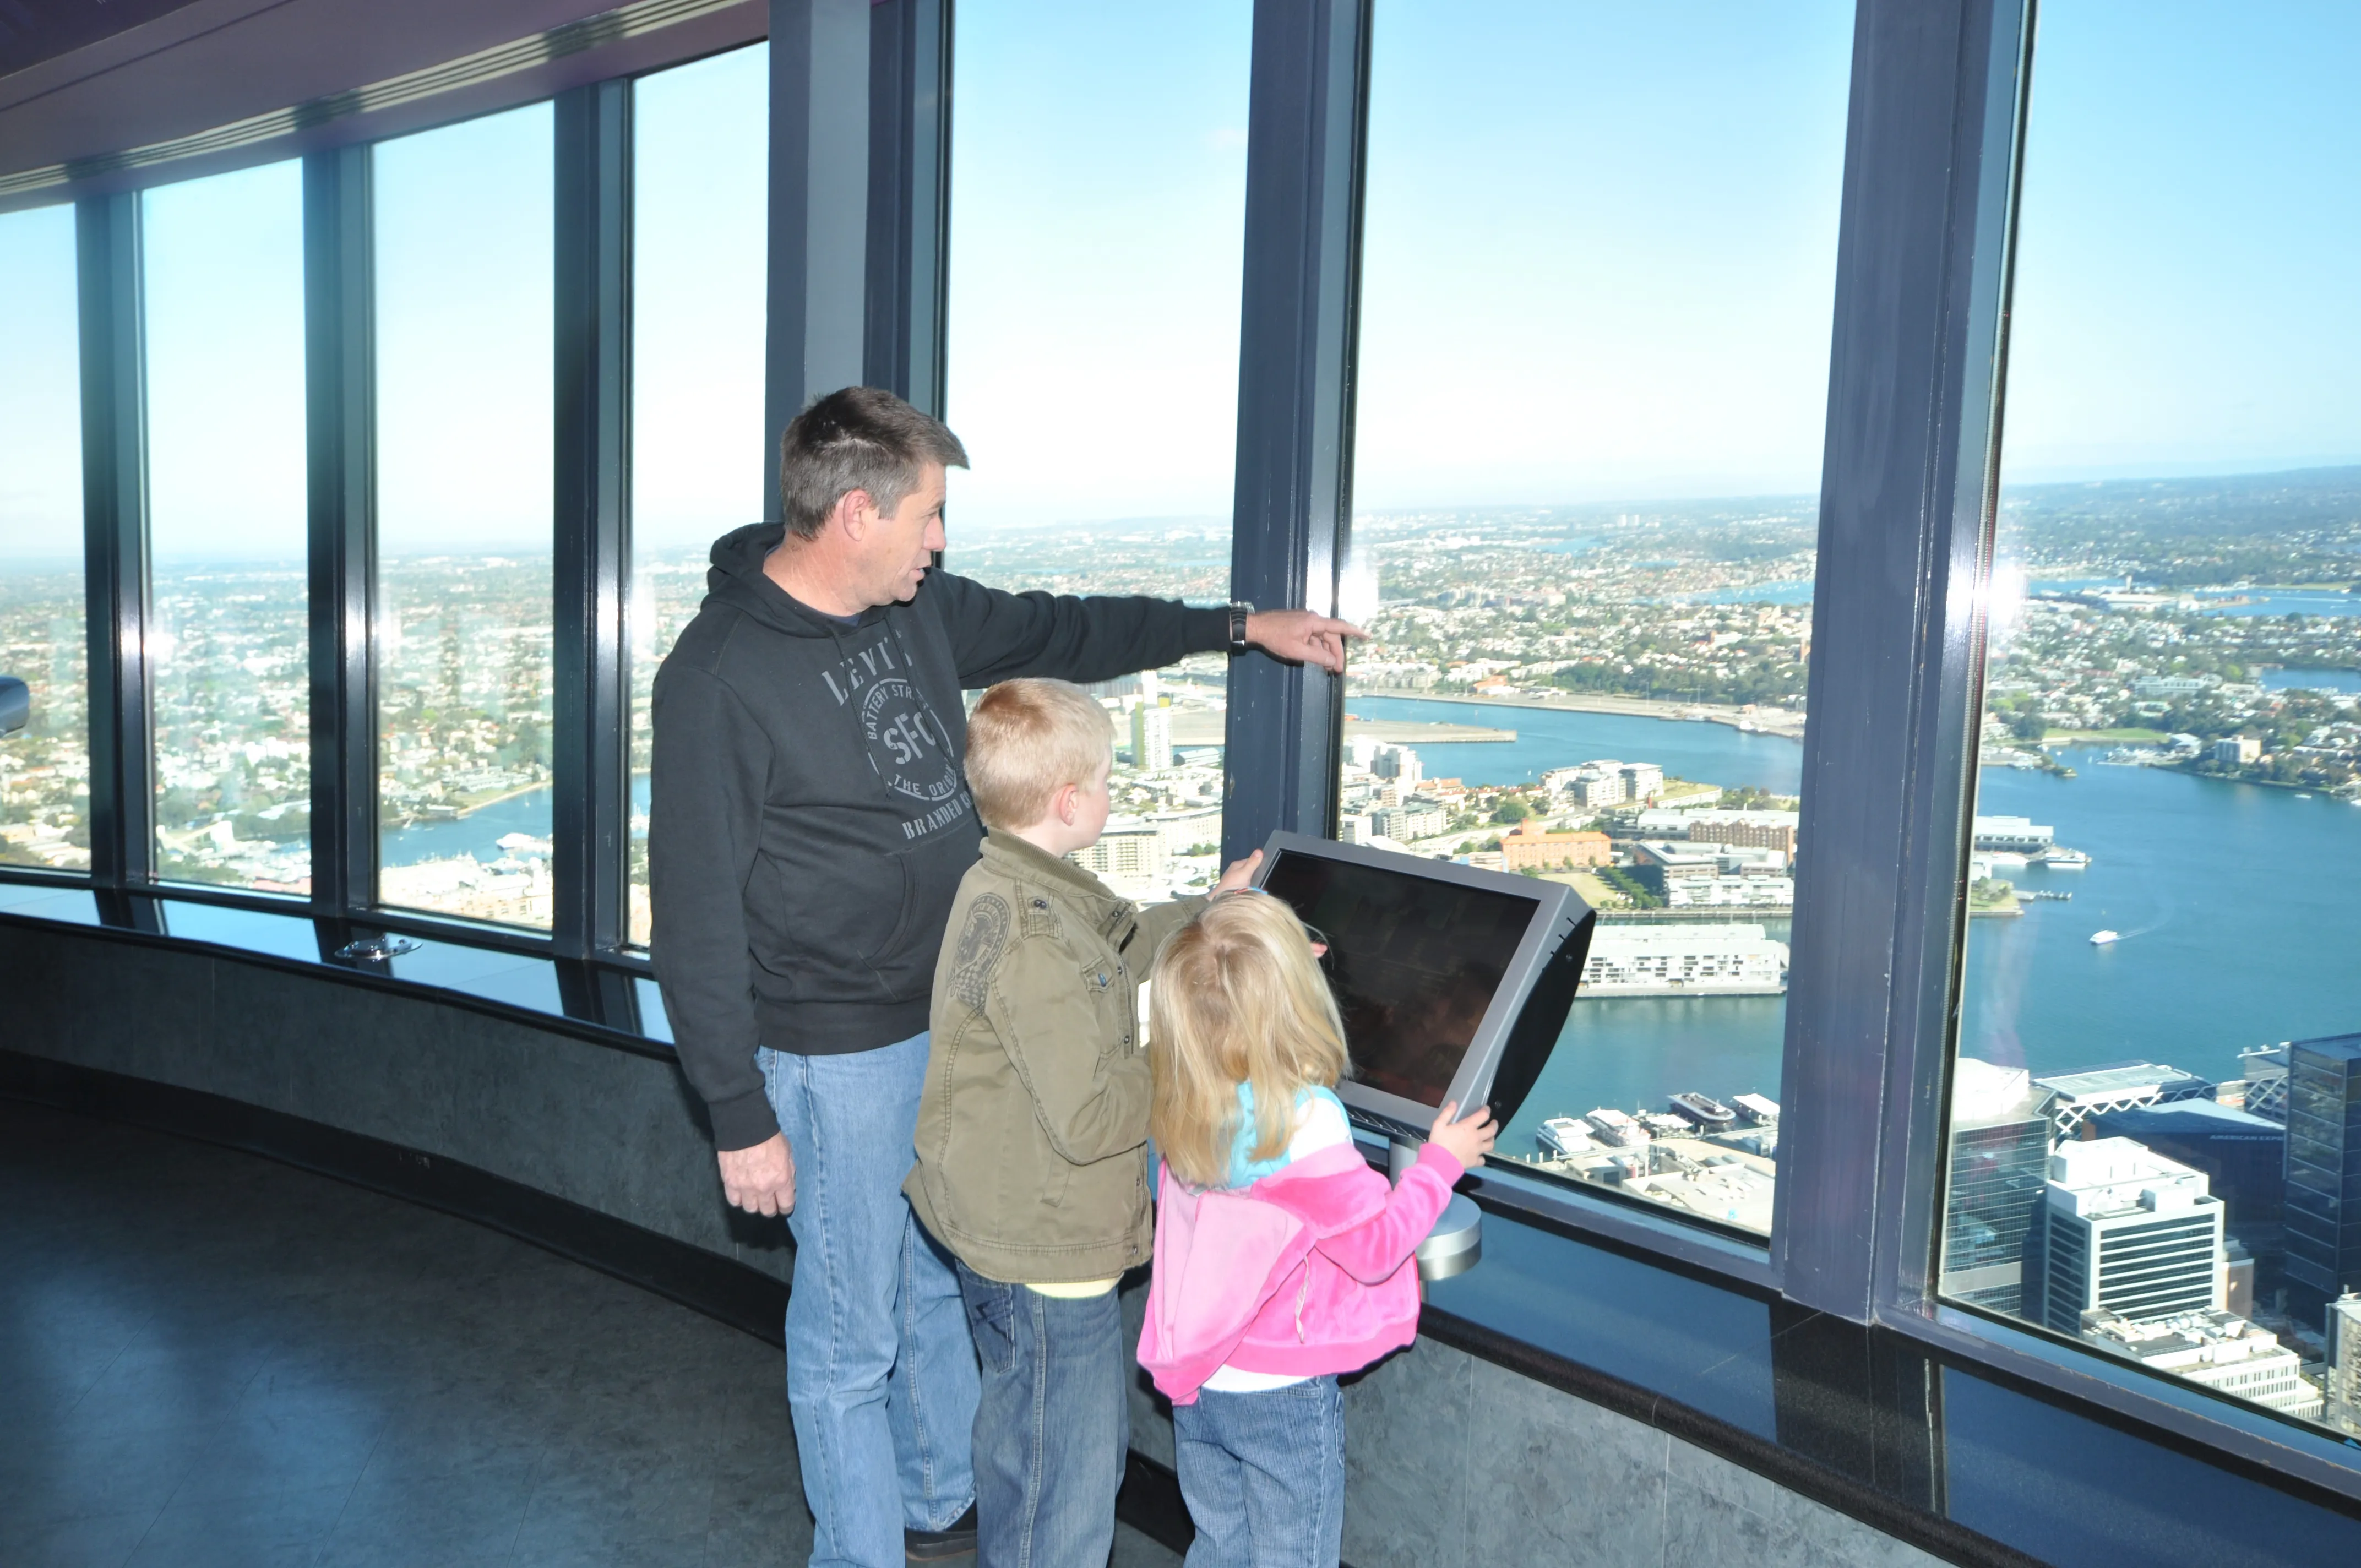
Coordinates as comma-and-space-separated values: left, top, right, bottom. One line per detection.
650, 522, 1228, 1151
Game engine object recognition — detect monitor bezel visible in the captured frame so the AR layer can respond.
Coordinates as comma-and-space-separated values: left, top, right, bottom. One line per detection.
1252, 830, 1579, 1135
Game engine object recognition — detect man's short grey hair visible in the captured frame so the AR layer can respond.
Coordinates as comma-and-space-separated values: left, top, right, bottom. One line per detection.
777, 386, 969, 541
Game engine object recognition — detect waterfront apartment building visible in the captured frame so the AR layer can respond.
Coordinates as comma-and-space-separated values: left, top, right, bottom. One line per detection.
1499, 821, 1611, 871
1940, 1059, 2057, 1315
2284, 1033, 2361, 1316
1970, 815, 2055, 853
1679, 810, 1800, 855
2213, 735, 2264, 766
1579, 925, 1789, 997
1619, 763, 1664, 802
2030, 1139, 2226, 1333
1070, 819, 1167, 891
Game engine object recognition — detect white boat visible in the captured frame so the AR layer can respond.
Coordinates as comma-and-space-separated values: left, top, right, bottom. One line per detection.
2295, 793, 2313, 799
1537, 1116, 1595, 1158
2090, 930, 2120, 946
2041, 847, 2090, 869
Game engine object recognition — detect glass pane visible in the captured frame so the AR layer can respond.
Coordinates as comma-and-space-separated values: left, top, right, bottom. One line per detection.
373, 105, 556, 928
1340, 2, 1854, 1237
0, 204, 89, 873
941, 0, 1249, 894
628, 42, 768, 948
143, 160, 312, 892
1946, 3, 2361, 1445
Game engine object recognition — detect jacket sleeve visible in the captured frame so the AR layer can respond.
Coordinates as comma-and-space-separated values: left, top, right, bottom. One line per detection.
649, 660, 779, 1151
1310, 1145, 1466, 1284
930, 570, 1230, 688
1124, 894, 1207, 982
985, 935, 1154, 1167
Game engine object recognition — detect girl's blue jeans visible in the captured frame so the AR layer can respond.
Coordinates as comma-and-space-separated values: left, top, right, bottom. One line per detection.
1172, 1376, 1347, 1568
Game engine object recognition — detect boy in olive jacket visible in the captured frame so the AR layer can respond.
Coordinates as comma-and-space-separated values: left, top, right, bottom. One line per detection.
906, 679, 1255, 1567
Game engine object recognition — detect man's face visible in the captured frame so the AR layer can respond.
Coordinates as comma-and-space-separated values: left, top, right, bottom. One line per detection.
856, 461, 948, 607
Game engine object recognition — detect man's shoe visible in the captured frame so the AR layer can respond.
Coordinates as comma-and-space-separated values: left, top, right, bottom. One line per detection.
905, 1503, 979, 1562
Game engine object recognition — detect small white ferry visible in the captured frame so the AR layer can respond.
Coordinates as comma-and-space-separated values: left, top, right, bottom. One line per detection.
2089, 930, 2120, 946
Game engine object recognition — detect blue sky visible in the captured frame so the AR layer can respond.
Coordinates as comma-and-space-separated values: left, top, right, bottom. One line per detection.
4, 2, 2359, 563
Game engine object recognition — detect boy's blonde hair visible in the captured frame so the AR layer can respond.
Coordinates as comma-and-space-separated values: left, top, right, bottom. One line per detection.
966, 679, 1114, 830
1148, 891, 1351, 1190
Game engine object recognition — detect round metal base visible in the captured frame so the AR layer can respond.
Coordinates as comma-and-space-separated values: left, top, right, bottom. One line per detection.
1416, 1194, 1482, 1281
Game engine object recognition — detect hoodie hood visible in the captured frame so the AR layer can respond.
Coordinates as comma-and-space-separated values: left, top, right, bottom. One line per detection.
705, 521, 885, 638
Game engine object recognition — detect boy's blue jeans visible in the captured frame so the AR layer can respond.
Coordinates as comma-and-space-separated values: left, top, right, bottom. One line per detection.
954, 1260, 1129, 1568
1172, 1377, 1347, 1568
761, 1038, 979, 1568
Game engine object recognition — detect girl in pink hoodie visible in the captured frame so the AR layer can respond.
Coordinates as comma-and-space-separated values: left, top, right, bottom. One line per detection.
1137, 891, 1495, 1567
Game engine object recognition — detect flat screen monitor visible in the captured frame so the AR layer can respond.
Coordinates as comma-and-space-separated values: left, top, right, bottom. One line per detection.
1253, 832, 1595, 1140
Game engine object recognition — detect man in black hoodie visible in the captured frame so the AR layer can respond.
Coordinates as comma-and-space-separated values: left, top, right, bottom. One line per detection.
650, 387, 1357, 1567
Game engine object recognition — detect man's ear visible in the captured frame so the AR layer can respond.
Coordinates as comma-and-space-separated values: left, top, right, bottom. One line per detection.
834, 488, 875, 542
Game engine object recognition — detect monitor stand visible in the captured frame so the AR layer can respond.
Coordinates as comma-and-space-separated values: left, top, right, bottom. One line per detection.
1388, 1138, 1481, 1281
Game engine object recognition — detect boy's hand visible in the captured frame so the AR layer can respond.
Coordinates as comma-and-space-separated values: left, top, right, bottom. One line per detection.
1212, 849, 1262, 896
1427, 1100, 1497, 1171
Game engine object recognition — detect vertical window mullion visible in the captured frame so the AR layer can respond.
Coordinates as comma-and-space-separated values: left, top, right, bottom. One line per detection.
76, 193, 155, 913
305, 146, 378, 929
1222, 0, 1370, 862
553, 78, 634, 986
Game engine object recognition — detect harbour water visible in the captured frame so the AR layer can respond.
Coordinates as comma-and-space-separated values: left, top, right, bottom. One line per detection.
1343, 695, 2361, 1148
380, 790, 553, 868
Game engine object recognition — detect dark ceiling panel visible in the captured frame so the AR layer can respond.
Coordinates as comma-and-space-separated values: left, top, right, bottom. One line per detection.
0, 0, 215, 80
0, 0, 763, 211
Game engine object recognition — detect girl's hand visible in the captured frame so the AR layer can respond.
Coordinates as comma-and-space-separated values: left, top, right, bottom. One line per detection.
1427, 1100, 1496, 1170
1212, 849, 1263, 896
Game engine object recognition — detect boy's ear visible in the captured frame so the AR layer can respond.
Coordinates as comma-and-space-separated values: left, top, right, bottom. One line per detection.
1051, 781, 1079, 826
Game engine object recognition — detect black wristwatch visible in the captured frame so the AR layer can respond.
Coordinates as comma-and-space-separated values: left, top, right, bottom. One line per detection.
1227, 600, 1254, 653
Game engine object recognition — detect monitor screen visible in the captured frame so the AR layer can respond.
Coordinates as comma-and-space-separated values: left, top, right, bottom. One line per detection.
1260, 850, 1546, 1109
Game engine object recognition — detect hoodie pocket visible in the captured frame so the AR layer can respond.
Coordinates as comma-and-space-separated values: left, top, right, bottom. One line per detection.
862, 852, 918, 973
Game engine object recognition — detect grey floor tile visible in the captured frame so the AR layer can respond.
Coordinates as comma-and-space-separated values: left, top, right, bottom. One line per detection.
124, 1482, 356, 1568
1111, 1520, 1184, 1567
3, 1508, 158, 1568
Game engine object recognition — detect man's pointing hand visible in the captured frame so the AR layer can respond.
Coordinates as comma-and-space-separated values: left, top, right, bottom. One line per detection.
1242, 610, 1366, 675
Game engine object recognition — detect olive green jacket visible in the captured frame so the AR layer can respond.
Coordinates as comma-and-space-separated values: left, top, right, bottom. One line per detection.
904, 831, 1206, 1284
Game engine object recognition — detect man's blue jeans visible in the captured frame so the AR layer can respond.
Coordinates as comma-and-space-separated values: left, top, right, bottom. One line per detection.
954, 1261, 1129, 1568
762, 1036, 978, 1568
1172, 1378, 1346, 1568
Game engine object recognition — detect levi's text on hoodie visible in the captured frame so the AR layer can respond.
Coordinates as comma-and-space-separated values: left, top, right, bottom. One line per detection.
648, 522, 1229, 1151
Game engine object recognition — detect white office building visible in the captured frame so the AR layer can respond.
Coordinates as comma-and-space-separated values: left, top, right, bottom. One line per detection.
2082, 1309, 2324, 1420
1579, 925, 1789, 996
2034, 1138, 2225, 1333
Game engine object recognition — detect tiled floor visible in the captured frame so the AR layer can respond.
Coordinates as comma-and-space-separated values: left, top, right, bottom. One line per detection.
0, 1099, 1180, 1568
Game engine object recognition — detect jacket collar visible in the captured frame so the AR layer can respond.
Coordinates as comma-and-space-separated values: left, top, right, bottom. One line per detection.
980, 830, 1135, 937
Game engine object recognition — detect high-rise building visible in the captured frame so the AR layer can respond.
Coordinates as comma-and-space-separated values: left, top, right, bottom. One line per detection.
2101, 1101, 2286, 1294
2029, 1137, 2225, 1333
2237, 1043, 2289, 1123
2030, 1061, 2216, 1137
2284, 1033, 2361, 1316
1370, 744, 1422, 789
1130, 696, 1173, 771
1941, 1058, 2056, 1314
2326, 1291, 2361, 1436
1619, 763, 1663, 803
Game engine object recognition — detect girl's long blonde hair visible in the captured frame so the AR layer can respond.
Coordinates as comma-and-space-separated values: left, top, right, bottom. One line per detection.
1148, 891, 1350, 1190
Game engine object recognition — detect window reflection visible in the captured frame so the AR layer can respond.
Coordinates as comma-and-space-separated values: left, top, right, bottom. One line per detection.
144, 161, 311, 891
1945, 2, 2361, 1442
942, 0, 1250, 894
628, 42, 768, 948
0, 204, 89, 873
1340, 1, 1854, 1236
373, 105, 556, 928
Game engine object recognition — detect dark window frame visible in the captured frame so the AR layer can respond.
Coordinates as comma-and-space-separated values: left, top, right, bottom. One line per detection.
10, 0, 2361, 1513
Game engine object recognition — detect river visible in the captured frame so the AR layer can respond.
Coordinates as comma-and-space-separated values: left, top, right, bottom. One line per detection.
1345, 695, 2361, 1152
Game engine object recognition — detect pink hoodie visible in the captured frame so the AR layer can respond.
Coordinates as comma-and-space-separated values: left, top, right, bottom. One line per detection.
1136, 1140, 1465, 1404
